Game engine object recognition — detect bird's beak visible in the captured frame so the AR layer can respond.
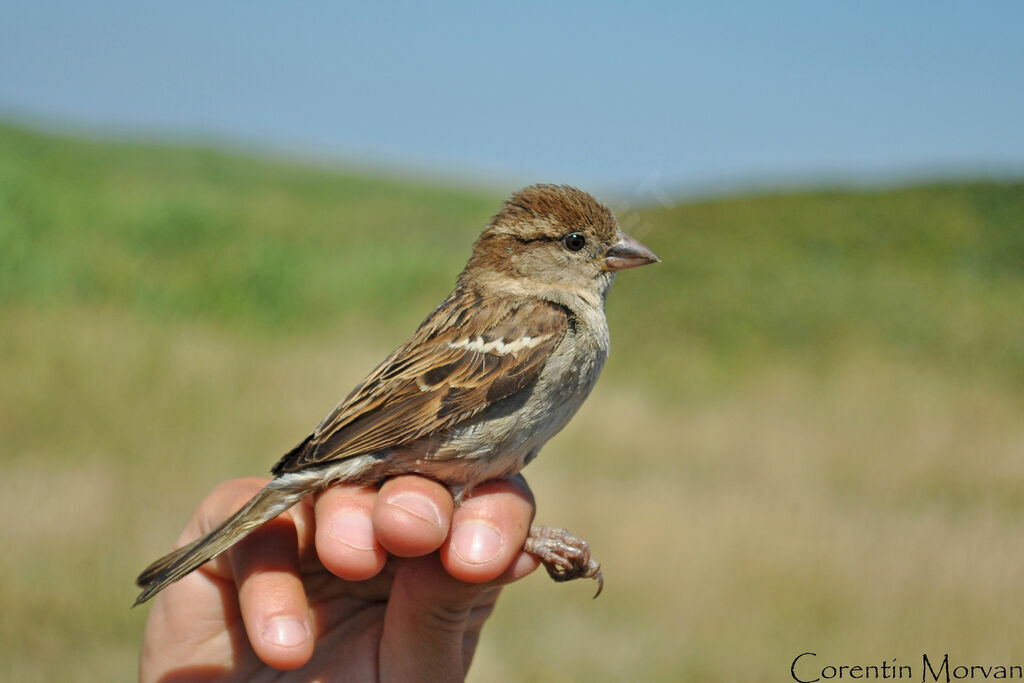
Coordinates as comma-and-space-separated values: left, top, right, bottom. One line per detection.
604, 232, 660, 271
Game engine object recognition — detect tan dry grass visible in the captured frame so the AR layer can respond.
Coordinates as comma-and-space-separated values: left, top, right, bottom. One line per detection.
3, 307, 1023, 681
472, 357, 1024, 681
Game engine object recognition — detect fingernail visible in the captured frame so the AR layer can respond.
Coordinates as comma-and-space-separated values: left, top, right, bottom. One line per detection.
262, 617, 308, 648
386, 492, 443, 527
451, 522, 502, 564
330, 511, 378, 551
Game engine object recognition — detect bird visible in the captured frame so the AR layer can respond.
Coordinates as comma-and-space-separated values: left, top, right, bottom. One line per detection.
135, 184, 659, 606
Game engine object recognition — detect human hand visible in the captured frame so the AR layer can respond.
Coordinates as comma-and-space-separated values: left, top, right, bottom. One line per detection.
139, 474, 539, 681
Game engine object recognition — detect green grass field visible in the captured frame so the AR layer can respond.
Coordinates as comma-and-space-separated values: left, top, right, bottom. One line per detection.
2, 121, 1023, 681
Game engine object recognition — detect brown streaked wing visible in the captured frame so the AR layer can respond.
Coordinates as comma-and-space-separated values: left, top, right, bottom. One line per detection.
271, 294, 568, 475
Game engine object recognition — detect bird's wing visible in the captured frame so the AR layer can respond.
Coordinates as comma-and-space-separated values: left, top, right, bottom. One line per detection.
271, 293, 568, 475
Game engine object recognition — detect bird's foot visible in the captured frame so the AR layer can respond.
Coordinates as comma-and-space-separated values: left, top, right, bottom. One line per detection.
523, 525, 603, 598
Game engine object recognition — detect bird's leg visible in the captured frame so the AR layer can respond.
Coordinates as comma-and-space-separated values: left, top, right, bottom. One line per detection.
523, 525, 603, 597
449, 483, 470, 506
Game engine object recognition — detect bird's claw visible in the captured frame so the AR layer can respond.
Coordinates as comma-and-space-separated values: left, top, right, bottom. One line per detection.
524, 525, 604, 598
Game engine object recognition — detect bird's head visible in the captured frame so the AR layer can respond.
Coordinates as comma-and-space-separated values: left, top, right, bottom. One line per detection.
462, 184, 659, 304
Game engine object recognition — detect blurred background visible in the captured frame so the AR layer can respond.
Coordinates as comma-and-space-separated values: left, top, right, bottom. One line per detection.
2, 2, 1023, 681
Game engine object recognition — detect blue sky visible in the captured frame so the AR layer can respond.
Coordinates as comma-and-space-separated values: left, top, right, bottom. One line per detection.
1, 1, 1022, 193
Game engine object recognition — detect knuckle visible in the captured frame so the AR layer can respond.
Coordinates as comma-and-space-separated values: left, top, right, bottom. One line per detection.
423, 601, 472, 634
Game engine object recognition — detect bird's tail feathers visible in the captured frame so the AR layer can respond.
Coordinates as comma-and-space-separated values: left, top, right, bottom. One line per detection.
133, 471, 321, 607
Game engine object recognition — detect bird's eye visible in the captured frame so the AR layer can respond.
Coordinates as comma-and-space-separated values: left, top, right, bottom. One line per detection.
562, 232, 587, 252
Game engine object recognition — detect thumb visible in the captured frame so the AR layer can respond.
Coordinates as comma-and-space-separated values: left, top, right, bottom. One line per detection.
378, 556, 499, 682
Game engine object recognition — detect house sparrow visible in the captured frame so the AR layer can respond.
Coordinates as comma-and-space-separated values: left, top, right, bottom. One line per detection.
135, 184, 658, 606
